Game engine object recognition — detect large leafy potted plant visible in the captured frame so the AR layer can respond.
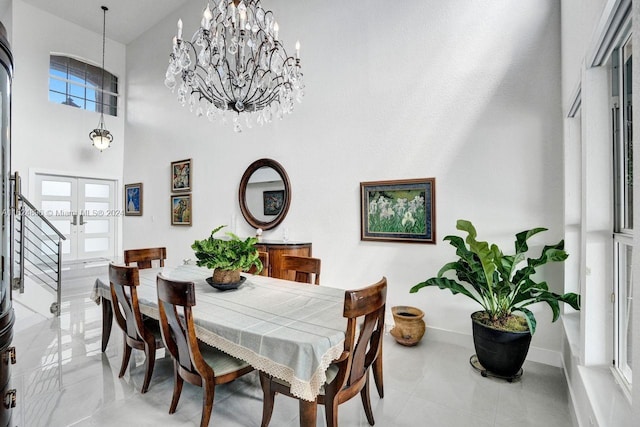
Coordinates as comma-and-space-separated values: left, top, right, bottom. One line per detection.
410, 219, 580, 377
192, 225, 262, 284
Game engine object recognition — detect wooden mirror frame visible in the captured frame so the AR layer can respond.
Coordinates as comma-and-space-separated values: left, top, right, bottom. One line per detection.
238, 158, 291, 230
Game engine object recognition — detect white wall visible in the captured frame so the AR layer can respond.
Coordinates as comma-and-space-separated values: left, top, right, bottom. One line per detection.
7, 0, 126, 201
124, 0, 566, 358
561, 0, 613, 102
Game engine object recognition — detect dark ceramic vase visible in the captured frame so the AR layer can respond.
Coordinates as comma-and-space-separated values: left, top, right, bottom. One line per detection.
471, 311, 532, 377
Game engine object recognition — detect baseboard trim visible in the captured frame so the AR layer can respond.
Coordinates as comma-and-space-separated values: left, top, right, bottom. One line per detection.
421, 325, 563, 367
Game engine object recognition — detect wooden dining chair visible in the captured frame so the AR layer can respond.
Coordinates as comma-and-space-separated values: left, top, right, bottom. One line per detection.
109, 263, 165, 393
259, 277, 387, 427
124, 247, 166, 269
248, 251, 269, 276
281, 254, 321, 285
156, 275, 254, 427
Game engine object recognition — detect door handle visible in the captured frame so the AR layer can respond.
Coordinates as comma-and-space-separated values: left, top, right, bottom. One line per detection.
80, 214, 86, 225
71, 214, 77, 226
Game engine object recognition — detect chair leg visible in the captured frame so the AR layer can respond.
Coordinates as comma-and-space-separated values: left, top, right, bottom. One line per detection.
101, 297, 113, 352
323, 395, 339, 427
299, 399, 318, 427
200, 379, 215, 427
360, 375, 375, 426
169, 362, 183, 414
373, 352, 384, 398
118, 336, 132, 378
140, 341, 156, 393
259, 372, 275, 427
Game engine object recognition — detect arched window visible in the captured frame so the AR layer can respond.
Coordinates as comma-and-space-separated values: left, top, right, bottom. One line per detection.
48, 55, 118, 116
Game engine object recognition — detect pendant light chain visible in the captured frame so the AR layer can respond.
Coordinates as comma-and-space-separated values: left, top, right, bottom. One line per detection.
100, 5, 106, 117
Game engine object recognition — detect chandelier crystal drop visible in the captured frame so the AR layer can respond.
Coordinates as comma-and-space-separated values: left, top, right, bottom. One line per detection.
90, 5, 113, 151
165, 0, 304, 132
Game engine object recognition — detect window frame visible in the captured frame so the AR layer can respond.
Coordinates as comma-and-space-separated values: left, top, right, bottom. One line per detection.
48, 54, 118, 117
611, 32, 633, 393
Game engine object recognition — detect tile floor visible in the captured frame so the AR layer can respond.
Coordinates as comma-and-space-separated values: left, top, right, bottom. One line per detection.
9, 272, 576, 427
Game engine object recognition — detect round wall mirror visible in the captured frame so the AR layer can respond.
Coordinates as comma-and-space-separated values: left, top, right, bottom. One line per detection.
238, 158, 291, 230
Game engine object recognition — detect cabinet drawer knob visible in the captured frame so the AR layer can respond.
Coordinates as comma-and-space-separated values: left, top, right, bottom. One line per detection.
3, 347, 16, 365
4, 389, 16, 409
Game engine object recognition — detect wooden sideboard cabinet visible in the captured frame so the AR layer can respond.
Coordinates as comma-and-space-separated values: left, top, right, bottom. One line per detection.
255, 240, 312, 281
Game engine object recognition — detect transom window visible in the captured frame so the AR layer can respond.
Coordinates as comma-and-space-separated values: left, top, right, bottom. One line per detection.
48, 55, 118, 116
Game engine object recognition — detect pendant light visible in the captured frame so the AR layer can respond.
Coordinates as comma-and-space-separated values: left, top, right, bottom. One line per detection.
89, 5, 113, 151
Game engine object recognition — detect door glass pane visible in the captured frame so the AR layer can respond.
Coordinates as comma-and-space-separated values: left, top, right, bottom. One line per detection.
41, 200, 71, 215
61, 239, 70, 255
48, 220, 70, 235
41, 181, 71, 197
85, 220, 109, 234
84, 238, 108, 252
84, 202, 109, 214
85, 183, 110, 198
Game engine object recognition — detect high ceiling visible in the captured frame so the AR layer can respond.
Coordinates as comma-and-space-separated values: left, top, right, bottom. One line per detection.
21, 0, 189, 45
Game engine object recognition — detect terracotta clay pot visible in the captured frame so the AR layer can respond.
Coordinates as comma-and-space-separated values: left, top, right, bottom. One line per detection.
390, 306, 426, 346
212, 268, 241, 284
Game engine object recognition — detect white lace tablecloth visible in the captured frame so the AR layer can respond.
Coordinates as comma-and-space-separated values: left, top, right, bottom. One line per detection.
92, 264, 346, 401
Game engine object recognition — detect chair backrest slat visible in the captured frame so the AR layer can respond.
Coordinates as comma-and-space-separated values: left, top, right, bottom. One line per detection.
109, 264, 144, 340
157, 275, 200, 375
125, 247, 167, 269
342, 277, 387, 387
281, 255, 321, 285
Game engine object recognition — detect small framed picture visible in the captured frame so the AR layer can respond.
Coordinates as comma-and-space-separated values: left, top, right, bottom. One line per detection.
124, 183, 143, 216
171, 194, 192, 226
360, 178, 436, 244
263, 190, 285, 216
171, 158, 192, 192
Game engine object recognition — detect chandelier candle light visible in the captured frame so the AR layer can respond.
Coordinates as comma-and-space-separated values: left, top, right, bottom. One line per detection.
165, 0, 304, 132
89, 5, 113, 151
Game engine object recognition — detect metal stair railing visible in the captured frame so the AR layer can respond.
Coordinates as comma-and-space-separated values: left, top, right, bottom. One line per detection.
10, 172, 66, 316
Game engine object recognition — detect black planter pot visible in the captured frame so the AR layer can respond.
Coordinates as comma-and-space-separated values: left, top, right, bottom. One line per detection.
471, 311, 532, 377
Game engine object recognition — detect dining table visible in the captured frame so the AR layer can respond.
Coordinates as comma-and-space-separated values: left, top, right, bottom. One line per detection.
91, 264, 348, 403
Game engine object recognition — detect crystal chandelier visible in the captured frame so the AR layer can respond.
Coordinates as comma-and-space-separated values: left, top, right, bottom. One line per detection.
89, 6, 113, 151
165, 0, 304, 132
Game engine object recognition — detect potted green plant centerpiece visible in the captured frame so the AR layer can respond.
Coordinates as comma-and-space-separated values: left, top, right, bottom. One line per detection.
410, 219, 580, 378
192, 225, 262, 285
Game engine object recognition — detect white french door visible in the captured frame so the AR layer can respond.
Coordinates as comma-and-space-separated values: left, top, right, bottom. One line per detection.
34, 174, 116, 261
